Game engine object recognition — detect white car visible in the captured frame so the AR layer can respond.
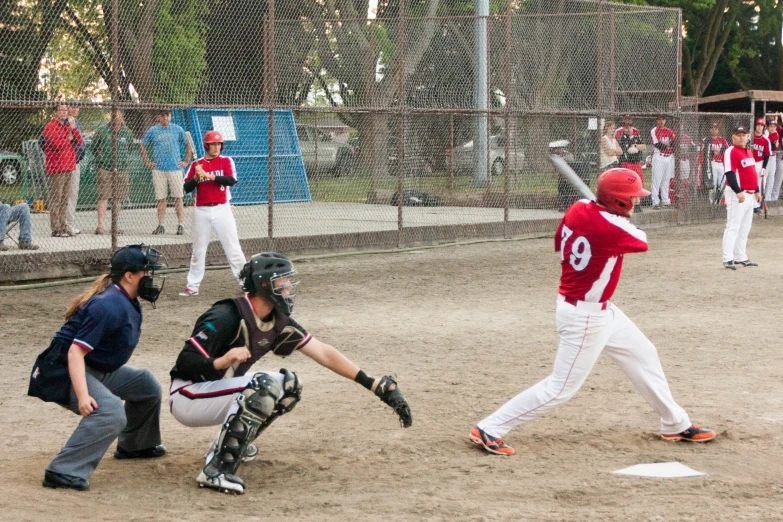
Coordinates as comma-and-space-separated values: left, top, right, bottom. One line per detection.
451, 135, 526, 177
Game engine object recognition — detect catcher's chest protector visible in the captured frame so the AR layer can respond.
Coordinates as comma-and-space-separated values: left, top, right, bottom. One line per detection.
233, 297, 288, 377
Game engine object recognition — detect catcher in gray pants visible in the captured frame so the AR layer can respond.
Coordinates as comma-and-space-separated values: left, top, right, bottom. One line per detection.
168, 253, 413, 494
29, 245, 167, 491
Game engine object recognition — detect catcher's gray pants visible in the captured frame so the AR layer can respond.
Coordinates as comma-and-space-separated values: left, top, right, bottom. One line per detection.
47, 365, 162, 481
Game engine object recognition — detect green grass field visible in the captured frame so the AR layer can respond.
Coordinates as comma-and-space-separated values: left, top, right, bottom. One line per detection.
0, 184, 23, 204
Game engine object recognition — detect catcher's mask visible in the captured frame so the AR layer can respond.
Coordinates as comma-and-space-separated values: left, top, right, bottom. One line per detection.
110, 244, 166, 306
240, 253, 298, 315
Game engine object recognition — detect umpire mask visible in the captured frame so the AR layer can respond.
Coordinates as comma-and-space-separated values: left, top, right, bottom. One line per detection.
111, 244, 166, 307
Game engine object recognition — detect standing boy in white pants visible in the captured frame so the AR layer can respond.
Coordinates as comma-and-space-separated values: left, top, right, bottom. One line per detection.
722, 126, 762, 270
180, 130, 246, 296
750, 118, 771, 211
649, 115, 675, 208
764, 119, 779, 201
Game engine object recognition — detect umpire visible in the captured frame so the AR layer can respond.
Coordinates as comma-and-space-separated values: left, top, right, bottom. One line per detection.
29, 245, 167, 491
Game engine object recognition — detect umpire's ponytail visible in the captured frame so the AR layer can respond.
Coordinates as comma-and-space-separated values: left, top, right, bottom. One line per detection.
65, 273, 121, 320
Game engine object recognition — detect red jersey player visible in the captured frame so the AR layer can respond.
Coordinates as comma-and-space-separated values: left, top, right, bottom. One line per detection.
180, 131, 247, 296
470, 168, 716, 455
722, 126, 761, 270
751, 118, 771, 211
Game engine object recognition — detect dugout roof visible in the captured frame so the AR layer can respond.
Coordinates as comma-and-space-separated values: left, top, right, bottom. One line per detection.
698, 90, 783, 116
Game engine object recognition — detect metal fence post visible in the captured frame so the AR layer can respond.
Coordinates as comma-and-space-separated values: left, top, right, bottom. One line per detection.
110, 0, 119, 253
396, 0, 405, 248
265, 2, 276, 248
504, 4, 512, 237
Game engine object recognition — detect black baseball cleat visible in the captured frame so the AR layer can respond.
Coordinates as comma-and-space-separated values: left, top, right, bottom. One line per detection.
736, 259, 758, 267
114, 444, 167, 460
43, 470, 89, 491
723, 261, 737, 270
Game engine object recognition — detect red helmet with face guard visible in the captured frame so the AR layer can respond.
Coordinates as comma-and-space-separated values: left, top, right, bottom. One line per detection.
203, 130, 224, 152
596, 168, 650, 216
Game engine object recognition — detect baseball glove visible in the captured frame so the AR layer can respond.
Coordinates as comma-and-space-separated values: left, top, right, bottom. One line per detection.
375, 376, 412, 428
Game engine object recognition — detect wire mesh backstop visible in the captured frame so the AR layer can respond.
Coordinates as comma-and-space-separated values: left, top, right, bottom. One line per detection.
0, 0, 756, 282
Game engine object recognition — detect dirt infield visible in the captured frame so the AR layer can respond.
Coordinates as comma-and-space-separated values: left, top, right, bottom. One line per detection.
2, 219, 783, 521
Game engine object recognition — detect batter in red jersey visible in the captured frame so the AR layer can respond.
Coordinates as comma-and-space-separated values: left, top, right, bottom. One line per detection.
470, 168, 716, 455
180, 131, 247, 296
722, 126, 761, 270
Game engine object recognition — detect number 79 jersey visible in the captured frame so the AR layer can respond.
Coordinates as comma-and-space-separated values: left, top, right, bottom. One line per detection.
555, 200, 649, 303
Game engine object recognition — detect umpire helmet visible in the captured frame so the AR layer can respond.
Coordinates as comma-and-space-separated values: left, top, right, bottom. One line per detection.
203, 130, 224, 152
240, 253, 298, 315
596, 168, 650, 217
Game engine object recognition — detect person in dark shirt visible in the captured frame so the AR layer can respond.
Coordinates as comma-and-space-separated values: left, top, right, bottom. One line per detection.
29, 245, 167, 491
169, 252, 413, 494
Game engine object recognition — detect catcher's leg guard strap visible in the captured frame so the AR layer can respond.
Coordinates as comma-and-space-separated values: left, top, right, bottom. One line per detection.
277, 368, 303, 413
204, 373, 283, 478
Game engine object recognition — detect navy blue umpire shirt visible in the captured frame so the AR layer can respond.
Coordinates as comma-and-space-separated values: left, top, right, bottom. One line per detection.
54, 284, 142, 373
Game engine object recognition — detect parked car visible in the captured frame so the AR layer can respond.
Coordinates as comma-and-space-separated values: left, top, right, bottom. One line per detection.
296, 124, 357, 177
448, 135, 526, 177
0, 150, 26, 185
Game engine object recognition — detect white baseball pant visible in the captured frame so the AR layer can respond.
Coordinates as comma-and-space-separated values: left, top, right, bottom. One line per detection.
651, 154, 674, 206
185, 203, 247, 293
679, 159, 690, 179
772, 153, 783, 201
169, 372, 285, 428
754, 162, 765, 208
477, 295, 692, 438
711, 162, 724, 192
722, 188, 755, 263
764, 155, 777, 201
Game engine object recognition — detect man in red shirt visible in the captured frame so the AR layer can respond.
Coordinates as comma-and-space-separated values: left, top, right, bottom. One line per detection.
42, 103, 83, 237
722, 127, 761, 270
750, 118, 771, 212
615, 116, 640, 140
180, 131, 247, 296
649, 115, 675, 208
470, 168, 716, 455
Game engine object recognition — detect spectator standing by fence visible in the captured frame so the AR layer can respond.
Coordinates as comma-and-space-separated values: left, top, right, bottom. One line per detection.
615, 116, 640, 141
772, 116, 783, 201
140, 109, 191, 236
92, 111, 135, 235
42, 103, 83, 237
65, 104, 85, 236
599, 121, 622, 172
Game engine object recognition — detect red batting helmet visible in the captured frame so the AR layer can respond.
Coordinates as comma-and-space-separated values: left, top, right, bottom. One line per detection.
203, 130, 224, 151
596, 168, 651, 217
755, 118, 765, 127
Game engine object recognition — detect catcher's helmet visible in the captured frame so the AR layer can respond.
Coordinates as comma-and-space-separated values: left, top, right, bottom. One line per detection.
203, 130, 224, 151
240, 253, 298, 315
596, 168, 650, 217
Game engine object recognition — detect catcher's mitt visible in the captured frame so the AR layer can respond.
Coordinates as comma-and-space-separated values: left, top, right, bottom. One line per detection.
375, 376, 412, 428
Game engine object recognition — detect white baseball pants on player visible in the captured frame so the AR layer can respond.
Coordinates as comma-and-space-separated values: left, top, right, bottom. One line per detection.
169, 372, 285, 428
185, 203, 247, 292
651, 154, 674, 206
722, 188, 756, 263
711, 162, 725, 191
772, 154, 783, 201
477, 296, 692, 438
764, 156, 776, 201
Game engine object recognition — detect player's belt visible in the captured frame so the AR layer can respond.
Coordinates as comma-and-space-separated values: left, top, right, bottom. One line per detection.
743, 190, 756, 194
559, 295, 609, 312
198, 202, 224, 207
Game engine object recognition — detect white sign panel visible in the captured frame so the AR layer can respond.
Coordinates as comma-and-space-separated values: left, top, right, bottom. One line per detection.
211, 116, 236, 141
587, 117, 598, 130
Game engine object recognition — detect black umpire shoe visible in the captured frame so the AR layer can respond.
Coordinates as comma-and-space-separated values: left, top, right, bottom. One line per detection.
43, 470, 89, 491
114, 444, 167, 460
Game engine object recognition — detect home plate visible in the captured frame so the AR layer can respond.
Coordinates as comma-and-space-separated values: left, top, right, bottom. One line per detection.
613, 462, 706, 478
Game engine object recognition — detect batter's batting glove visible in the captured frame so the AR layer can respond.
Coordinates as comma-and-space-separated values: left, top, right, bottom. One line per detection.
375, 376, 412, 428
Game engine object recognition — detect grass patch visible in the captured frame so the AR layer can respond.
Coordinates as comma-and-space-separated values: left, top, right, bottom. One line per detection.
308, 172, 565, 203
0, 184, 23, 204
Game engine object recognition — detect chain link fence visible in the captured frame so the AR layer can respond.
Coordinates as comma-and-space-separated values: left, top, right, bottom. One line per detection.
0, 0, 756, 282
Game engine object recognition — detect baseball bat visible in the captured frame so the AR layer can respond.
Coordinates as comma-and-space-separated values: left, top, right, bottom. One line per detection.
549, 154, 596, 200
761, 174, 768, 219
184, 131, 197, 162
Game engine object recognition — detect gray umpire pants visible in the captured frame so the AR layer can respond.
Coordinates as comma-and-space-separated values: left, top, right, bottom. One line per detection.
47, 365, 162, 481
